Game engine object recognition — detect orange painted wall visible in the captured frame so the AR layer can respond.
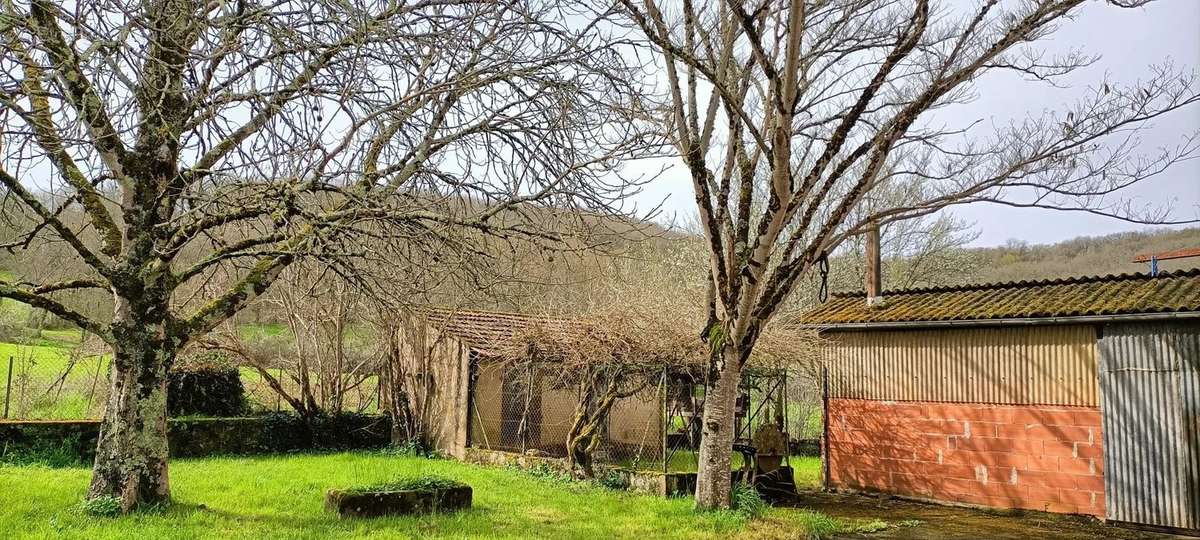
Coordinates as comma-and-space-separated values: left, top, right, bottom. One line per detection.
827, 398, 1105, 516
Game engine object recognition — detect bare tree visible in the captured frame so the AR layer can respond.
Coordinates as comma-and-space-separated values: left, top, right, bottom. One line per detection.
616, 0, 1198, 508
0, 0, 655, 510
826, 210, 980, 293
198, 264, 380, 421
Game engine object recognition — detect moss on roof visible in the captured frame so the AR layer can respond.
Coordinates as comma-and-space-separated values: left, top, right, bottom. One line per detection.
799, 269, 1200, 326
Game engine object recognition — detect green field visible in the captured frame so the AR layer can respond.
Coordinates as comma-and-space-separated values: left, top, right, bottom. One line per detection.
0, 452, 845, 540
0, 341, 109, 419
0, 336, 379, 419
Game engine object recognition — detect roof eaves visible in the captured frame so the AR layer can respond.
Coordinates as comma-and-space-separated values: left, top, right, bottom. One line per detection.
799, 309, 1200, 332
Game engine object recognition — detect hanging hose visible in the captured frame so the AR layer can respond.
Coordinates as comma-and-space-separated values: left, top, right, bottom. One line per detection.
817, 252, 830, 303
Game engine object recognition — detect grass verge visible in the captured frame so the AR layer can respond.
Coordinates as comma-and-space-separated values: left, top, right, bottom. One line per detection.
0, 451, 859, 540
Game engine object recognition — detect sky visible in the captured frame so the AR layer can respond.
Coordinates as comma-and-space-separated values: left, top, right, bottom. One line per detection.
627, 1, 1200, 248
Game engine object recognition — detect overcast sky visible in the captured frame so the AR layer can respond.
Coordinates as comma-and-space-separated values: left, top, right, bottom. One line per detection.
629, 1, 1200, 248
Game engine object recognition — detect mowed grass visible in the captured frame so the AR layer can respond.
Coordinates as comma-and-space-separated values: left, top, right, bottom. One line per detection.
0, 452, 833, 540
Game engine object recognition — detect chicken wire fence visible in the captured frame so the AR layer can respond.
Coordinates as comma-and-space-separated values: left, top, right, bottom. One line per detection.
238, 366, 383, 416
1, 339, 815, 446
467, 361, 668, 471
466, 360, 806, 473
0, 346, 381, 420
0, 347, 109, 420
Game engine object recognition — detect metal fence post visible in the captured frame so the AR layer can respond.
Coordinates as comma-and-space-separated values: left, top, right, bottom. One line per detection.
276, 368, 283, 412
3, 356, 13, 419
661, 367, 668, 475
85, 358, 105, 416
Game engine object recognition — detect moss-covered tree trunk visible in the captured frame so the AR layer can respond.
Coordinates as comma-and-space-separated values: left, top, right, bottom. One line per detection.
694, 343, 742, 510
87, 293, 178, 511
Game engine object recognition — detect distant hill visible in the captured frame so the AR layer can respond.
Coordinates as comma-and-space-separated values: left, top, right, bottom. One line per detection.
816, 226, 1200, 303
964, 227, 1200, 284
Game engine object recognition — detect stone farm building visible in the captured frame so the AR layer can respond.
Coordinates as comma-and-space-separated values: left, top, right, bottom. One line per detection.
799, 269, 1199, 534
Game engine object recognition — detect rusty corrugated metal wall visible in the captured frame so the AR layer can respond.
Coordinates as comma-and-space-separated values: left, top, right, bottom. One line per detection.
1099, 321, 1200, 531
825, 325, 1098, 406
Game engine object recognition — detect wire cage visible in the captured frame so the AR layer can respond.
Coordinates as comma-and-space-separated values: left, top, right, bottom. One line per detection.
465, 354, 793, 476
467, 358, 666, 470
662, 367, 791, 475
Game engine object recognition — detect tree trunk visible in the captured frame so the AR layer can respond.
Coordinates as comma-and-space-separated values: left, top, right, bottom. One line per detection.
87, 325, 175, 512
694, 346, 742, 510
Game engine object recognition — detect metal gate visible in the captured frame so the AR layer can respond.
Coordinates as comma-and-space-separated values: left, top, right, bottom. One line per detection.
1098, 321, 1200, 532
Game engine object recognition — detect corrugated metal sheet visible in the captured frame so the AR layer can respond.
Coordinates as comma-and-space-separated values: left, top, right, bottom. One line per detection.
1099, 321, 1200, 531
826, 325, 1098, 406
800, 268, 1200, 326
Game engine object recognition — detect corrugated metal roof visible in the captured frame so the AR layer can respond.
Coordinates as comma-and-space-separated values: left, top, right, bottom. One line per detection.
799, 269, 1200, 326
419, 308, 584, 355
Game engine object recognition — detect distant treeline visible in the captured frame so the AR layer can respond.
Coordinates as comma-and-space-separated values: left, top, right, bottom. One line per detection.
964, 227, 1200, 284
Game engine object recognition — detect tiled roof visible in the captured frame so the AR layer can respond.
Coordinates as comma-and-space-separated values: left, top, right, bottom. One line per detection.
419, 308, 584, 355
798, 269, 1200, 327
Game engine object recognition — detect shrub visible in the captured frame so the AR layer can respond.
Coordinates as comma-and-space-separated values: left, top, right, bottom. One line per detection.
596, 470, 629, 490
380, 439, 443, 459
168, 352, 248, 417
0, 433, 84, 467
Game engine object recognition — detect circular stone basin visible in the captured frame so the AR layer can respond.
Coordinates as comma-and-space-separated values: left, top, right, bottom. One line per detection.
325, 485, 472, 518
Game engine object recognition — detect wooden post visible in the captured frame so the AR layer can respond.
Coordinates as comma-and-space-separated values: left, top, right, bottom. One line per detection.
865, 222, 882, 306
820, 365, 830, 491
3, 356, 13, 419
781, 368, 789, 468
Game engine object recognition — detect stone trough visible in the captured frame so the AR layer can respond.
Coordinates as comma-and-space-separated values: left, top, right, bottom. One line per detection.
325, 484, 472, 518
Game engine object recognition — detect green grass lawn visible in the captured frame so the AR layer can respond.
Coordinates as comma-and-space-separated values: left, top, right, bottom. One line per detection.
790, 456, 822, 488
0, 452, 838, 540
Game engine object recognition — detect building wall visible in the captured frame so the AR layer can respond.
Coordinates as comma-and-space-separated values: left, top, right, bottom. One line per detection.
826, 325, 1098, 406
396, 315, 471, 458
1098, 321, 1200, 530
828, 398, 1105, 516
824, 325, 1105, 516
470, 359, 505, 450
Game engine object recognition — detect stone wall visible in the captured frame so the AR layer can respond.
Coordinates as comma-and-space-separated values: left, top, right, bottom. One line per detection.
827, 398, 1104, 516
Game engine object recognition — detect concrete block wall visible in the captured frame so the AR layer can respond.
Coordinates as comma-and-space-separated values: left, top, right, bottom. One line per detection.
827, 398, 1104, 516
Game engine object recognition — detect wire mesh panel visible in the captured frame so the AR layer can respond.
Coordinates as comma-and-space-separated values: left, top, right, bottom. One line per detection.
785, 368, 823, 441
468, 358, 665, 471
1, 344, 109, 420
238, 366, 382, 415
0, 342, 381, 419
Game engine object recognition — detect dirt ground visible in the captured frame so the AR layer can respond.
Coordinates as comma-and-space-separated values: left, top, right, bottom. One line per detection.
762, 490, 1191, 540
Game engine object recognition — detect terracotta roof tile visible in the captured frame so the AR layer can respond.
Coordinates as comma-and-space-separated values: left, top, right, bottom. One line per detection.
798, 269, 1200, 326
418, 308, 584, 355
